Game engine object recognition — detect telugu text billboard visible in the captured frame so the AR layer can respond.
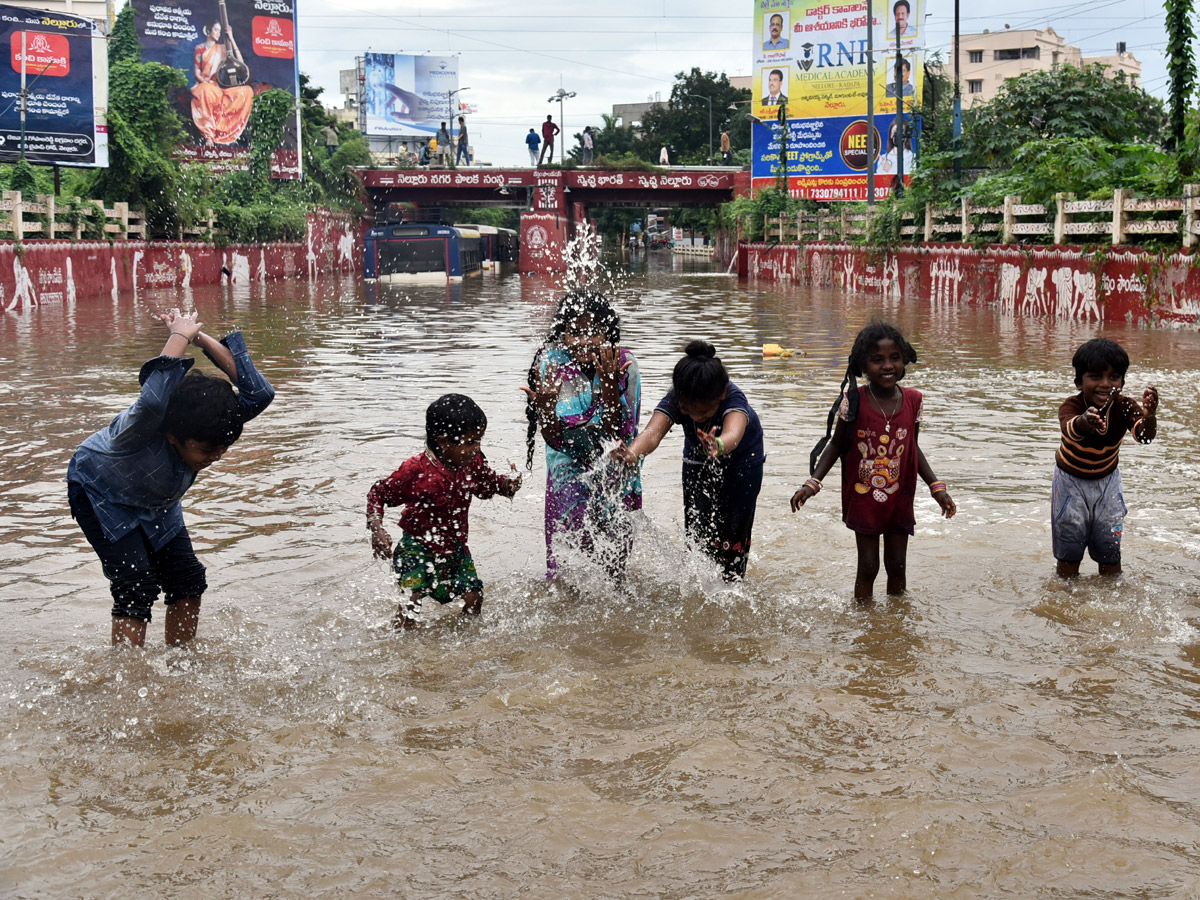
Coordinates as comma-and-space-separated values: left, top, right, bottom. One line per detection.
751, 0, 923, 200
363, 53, 458, 138
0, 3, 107, 167
132, 0, 300, 178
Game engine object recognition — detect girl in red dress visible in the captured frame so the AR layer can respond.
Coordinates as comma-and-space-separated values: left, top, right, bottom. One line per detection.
791, 323, 956, 601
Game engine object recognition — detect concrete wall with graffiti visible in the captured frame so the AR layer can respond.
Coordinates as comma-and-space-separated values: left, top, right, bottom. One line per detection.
739, 241, 1200, 328
0, 212, 360, 311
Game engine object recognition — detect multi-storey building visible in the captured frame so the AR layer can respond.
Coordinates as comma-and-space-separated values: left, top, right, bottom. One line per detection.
957, 27, 1141, 106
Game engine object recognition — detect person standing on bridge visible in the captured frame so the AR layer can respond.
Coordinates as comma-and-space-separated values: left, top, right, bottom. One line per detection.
581, 126, 594, 165
438, 122, 452, 168
720, 129, 732, 165
526, 128, 541, 165
538, 114, 560, 166
659, 145, 670, 166
456, 116, 470, 167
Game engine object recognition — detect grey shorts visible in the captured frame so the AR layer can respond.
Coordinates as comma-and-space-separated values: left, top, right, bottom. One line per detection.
1052, 466, 1126, 565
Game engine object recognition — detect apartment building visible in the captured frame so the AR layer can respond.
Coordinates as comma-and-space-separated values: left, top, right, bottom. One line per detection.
957, 27, 1141, 106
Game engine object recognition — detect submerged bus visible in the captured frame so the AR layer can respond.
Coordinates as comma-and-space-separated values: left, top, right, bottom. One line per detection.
455, 224, 520, 268
363, 224, 482, 282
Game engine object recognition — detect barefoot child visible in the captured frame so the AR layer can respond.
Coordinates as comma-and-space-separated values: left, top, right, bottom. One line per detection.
66, 310, 275, 646
613, 340, 764, 580
1053, 337, 1158, 577
367, 394, 521, 629
791, 322, 955, 601
521, 290, 641, 578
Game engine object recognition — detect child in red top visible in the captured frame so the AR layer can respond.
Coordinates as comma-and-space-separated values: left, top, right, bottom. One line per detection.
367, 394, 521, 629
792, 323, 956, 601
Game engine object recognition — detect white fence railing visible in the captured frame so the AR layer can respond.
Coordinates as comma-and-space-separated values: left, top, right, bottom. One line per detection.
764, 185, 1200, 247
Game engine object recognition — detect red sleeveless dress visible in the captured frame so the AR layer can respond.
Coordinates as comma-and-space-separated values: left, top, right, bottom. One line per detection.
838, 386, 923, 536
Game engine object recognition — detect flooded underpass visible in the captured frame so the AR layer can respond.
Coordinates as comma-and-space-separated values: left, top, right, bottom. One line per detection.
3, 254, 1200, 898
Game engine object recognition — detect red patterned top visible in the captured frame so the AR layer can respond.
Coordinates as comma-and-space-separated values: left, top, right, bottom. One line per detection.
837, 386, 923, 536
367, 449, 515, 557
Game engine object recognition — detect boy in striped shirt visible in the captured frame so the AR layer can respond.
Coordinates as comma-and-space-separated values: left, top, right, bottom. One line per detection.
1053, 338, 1158, 577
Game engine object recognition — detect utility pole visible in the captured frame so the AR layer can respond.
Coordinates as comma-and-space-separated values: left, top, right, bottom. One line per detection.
866, 0, 875, 205
894, 23, 904, 198
953, 0, 962, 182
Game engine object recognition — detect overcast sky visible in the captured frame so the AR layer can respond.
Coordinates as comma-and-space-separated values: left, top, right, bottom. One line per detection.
290, 0, 1174, 166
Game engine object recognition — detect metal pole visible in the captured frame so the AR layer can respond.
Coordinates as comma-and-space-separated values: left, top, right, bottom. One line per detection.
686, 94, 713, 164
953, 0, 962, 182
894, 21, 904, 197
866, 0, 875, 205
19, 31, 27, 160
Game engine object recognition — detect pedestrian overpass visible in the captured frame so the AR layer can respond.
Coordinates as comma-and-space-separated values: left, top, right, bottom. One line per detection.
355, 166, 748, 272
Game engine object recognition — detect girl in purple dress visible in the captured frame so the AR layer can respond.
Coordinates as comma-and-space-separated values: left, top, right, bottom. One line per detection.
521, 291, 641, 578
791, 323, 956, 601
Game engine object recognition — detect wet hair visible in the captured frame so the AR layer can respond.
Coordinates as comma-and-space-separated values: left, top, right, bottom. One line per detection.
426, 393, 487, 456
524, 290, 623, 470
672, 340, 729, 406
164, 371, 243, 447
848, 321, 917, 377
808, 322, 917, 475
1072, 337, 1129, 386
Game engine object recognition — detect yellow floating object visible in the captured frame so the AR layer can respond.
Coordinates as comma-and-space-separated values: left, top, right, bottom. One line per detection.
762, 343, 803, 358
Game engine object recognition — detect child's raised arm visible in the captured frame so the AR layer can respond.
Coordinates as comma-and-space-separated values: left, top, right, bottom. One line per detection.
612, 410, 672, 465
791, 416, 847, 511
158, 309, 202, 357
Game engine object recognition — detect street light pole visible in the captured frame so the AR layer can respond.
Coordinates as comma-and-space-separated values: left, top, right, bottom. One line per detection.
547, 86, 576, 151
684, 93, 713, 164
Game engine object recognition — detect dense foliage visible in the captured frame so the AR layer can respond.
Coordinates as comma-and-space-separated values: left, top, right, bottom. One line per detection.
2, 4, 364, 243
963, 64, 1166, 169
564, 69, 750, 168
1164, 0, 1197, 155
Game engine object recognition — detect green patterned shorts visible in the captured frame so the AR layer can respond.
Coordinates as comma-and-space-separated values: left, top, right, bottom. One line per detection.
393, 532, 482, 604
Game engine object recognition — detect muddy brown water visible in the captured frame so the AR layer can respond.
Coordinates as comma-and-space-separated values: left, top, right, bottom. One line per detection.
3, 254, 1200, 898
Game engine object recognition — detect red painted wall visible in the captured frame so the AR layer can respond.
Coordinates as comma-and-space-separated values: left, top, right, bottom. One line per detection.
740, 241, 1200, 328
0, 212, 361, 311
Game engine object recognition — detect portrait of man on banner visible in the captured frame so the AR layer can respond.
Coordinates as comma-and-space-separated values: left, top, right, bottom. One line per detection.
885, 56, 916, 98
761, 67, 788, 107
762, 12, 790, 51
889, 0, 917, 38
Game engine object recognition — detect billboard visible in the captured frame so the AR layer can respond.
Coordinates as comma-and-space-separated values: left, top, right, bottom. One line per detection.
0, 3, 107, 167
132, 0, 300, 178
363, 53, 458, 138
751, 0, 923, 201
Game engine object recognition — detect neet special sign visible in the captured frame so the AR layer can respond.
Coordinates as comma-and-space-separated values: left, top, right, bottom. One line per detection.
0, 3, 107, 167
751, 0, 924, 201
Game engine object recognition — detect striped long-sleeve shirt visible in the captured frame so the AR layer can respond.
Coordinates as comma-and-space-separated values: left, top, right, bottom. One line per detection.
1055, 393, 1155, 479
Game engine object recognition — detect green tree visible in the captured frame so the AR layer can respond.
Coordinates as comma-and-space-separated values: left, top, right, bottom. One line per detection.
964, 64, 1166, 169
566, 113, 637, 165
1164, 0, 1197, 156
638, 69, 751, 164
108, 2, 140, 66
85, 58, 187, 235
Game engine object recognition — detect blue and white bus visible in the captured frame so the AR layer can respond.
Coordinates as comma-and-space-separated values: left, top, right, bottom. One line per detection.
363, 224, 482, 282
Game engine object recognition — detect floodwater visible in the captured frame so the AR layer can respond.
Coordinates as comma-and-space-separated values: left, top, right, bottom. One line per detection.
3, 253, 1200, 899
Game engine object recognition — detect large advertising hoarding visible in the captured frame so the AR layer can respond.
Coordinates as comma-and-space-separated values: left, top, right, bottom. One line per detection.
0, 3, 107, 167
132, 0, 300, 178
363, 53, 458, 138
751, 0, 923, 201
